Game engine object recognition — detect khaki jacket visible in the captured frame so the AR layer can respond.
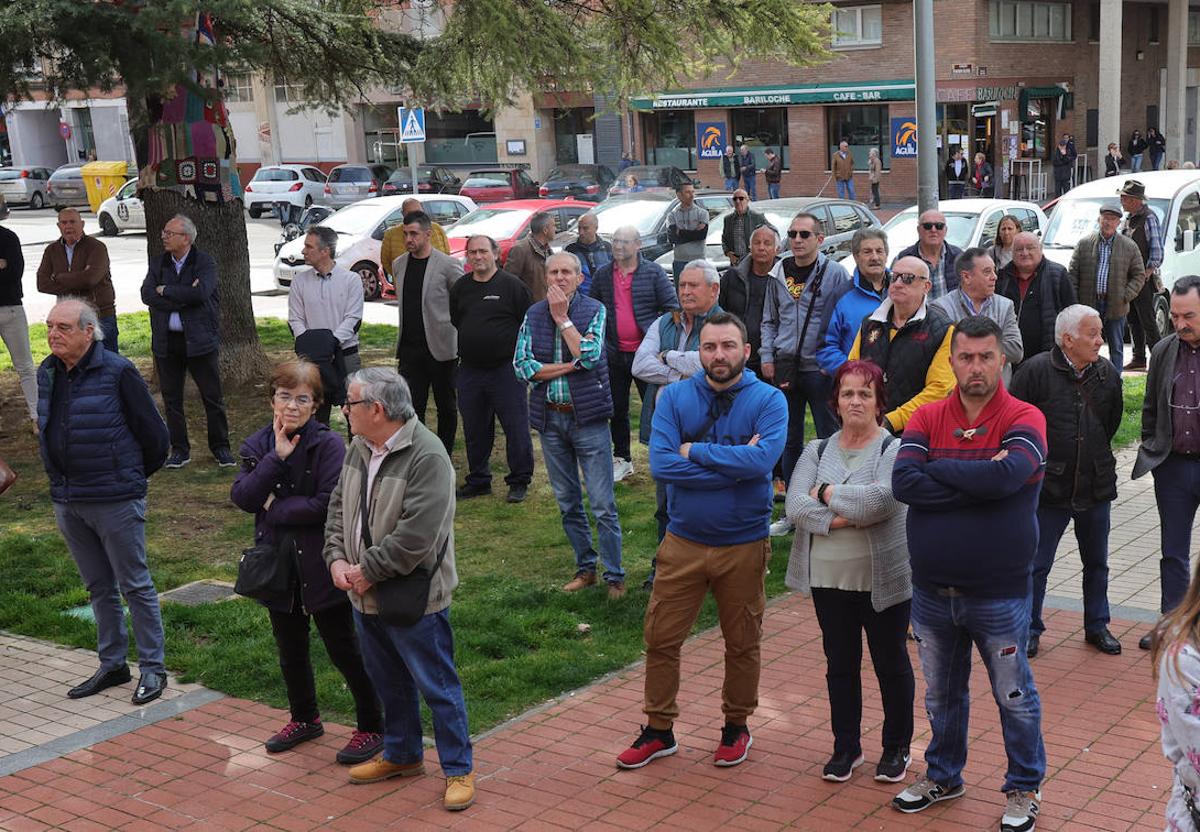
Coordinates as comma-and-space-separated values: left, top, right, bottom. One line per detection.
323, 419, 458, 616
380, 222, 449, 279
1067, 231, 1146, 320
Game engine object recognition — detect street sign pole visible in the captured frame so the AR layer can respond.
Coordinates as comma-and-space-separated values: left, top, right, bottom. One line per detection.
399, 104, 427, 198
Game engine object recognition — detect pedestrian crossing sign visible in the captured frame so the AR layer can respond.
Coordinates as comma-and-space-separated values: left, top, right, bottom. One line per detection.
400, 107, 426, 143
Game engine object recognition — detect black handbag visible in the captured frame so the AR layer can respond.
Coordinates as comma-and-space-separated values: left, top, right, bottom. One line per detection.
359, 461, 447, 628
235, 534, 296, 601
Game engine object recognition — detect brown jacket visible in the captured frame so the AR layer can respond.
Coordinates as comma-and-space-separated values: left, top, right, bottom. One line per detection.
832, 150, 855, 182
1067, 231, 1146, 320
36, 235, 116, 318
505, 237, 549, 301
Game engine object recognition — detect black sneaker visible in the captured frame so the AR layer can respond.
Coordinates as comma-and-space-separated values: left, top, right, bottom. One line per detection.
822, 749, 864, 782
456, 483, 492, 500
506, 484, 528, 503
892, 776, 966, 813
164, 452, 191, 469
214, 448, 238, 468
875, 748, 912, 782
265, 719, 324, 753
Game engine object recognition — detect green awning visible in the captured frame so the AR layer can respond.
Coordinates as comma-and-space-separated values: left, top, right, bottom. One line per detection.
631, 79, 915, 110
1019, 86, 1067, 121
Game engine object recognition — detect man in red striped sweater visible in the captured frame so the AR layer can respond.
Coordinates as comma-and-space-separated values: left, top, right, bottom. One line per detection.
889, 315, 1048, 832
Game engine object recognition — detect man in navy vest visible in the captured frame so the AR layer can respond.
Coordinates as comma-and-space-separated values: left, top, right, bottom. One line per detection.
38, 298, 170, 705
514, 252, 626, 599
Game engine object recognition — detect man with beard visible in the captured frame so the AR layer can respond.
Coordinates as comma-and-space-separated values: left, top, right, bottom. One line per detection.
616, 312, 786, 771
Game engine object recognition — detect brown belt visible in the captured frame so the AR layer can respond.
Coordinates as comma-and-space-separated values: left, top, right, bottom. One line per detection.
545, 401, 574, 413
935, 586, 966, 598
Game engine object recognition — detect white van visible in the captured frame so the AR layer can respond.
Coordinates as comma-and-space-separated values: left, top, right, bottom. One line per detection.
1041, 170, 1200, 335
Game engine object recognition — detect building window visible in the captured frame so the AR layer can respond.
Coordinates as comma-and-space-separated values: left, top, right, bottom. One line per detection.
641, 111, 696, 170
989, 1, 1071, 42
730, 108, 789, 169
832, 5, 882, 48
273, 81, 305, 105
222, 73, 254, 103
1189, 11, 1200, 46
1149, 7, 1160, 44
827, 105, 890, 171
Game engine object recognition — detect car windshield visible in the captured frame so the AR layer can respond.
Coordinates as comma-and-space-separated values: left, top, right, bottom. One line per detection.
387, 167, 436, 183
253, 168, 298, 182
546, 166, 596, 183
1042, 197, 1170, 249
448, 207, 532, 239
330, 167, 371, 183
703, 209, 791, 246
51, 168, 82, 181
463, 176, 509, 188
317, 203, 389, 235
619, 167, 671, 187
588, 199, 671, 235
883, 209, 978, 249
0, 170, 23, 181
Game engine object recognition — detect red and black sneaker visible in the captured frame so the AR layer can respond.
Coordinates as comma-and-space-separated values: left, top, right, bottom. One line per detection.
336, 730, 385, 765
713, 723, 752, 767
616, 725, 677, 769
264, 719, 324, 753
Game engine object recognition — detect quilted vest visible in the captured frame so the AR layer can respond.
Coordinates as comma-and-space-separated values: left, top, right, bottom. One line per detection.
857, 303, 952, 414
525, 293, 613, 431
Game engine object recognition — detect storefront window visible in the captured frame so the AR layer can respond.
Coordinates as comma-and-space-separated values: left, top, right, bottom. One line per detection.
730, 108, 789, 170
1021, 98, 1050, 159
826, 106, 890, 171
642, 111, 696, 170
554, 107, 596, 166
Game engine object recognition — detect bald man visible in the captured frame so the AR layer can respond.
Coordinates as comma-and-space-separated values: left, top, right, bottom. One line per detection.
894, 209, 963, 300
36, 207, 118, 349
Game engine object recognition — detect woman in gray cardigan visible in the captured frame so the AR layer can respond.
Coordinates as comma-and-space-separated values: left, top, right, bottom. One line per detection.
784, 359, 913, 785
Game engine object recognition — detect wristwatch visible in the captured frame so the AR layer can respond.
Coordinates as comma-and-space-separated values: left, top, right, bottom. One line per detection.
559, 320, 575, 331
817, 483, 830, 504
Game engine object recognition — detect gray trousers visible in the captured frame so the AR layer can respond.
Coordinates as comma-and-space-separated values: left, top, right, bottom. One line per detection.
54, 498, 165, 675
0, 304, 38, 420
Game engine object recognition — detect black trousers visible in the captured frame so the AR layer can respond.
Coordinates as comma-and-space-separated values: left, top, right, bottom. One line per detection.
268, 602, 383, 732
1128, 279, 1161, 362
155, 332, 230, 456
608, 350, 647, 462
457, 362, 534, 487
398, 343, 457, 454
811, 588, 914, 755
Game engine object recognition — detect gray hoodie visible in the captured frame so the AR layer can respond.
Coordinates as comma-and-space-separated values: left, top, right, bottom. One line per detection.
759, 252, 852, 371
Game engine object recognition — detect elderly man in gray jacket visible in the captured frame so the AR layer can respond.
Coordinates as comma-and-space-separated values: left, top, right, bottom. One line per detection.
324, 367, 474, 811
391, 210, 464, 454
760, 211, 852, 536
935, 247, 1023, 383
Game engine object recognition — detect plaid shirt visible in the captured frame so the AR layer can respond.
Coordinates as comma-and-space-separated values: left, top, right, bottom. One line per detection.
1095, 233, 1115, 297
513, 303, 606, 405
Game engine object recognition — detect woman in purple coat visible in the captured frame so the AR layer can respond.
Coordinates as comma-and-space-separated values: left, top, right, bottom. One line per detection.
231, 360, 383, 764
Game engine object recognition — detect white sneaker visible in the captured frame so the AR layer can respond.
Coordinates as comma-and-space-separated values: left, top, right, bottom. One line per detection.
613, 458, 634, 482
769, 518, 794, 537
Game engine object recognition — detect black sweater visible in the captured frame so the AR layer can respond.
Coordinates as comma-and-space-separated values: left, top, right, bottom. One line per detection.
0, 225, 24, 306
449, 268, 532, 368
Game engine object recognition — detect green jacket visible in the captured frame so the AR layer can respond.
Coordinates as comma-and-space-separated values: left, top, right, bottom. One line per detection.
1067, 231, 1147, 320
323, 419, 458, 616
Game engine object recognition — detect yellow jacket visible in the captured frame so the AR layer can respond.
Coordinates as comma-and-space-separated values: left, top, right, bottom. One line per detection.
381, 222, 450, 278
848, 311, 955, 432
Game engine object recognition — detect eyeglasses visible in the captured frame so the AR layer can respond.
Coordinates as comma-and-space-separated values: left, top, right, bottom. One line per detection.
787, 229, 816, 239
920, 222, 946, 231
341, 399, 370, 411
161, 229, 188, 237
890, 272, 927, 285
274, 392, 313, 407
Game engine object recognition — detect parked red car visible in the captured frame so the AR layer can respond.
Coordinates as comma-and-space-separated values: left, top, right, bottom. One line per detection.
458, 168, 541, 203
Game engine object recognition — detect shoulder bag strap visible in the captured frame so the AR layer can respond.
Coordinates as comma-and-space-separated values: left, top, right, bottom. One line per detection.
793, 258, 830, 358
358, 458, 373, 549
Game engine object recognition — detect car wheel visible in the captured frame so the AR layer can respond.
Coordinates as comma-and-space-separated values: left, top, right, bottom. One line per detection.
1156, 291, 1173, 336
29, 192, 43, 210
248, 204, 263, 219
355, 261, 382, 301
98, 213, 119, 237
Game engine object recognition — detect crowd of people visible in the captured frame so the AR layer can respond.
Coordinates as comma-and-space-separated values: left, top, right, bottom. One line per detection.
4, 174, 1200, 829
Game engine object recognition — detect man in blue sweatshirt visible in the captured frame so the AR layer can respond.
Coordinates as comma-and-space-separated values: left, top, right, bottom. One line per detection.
616, 311, 787, 772
817, 227, 889, 375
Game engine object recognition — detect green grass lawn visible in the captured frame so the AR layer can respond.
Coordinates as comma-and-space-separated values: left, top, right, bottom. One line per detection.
0, 314, 1152, 733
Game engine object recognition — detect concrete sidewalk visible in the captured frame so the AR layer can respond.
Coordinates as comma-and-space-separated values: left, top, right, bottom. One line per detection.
0, 442, 1188, 830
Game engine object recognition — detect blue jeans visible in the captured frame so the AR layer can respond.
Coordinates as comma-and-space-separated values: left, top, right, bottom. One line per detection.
1030, 503, 1112, 635
724, 177, 739, 191
742, 175, 757, 200
54, 498, 165, 675
781, 369, 838, 486
1152, 150, 1165, 170
538, 411, 624, 583
1131, 153, 1144, 172
911, 587, 1045, 793
1097, 306, 1125, 375
836, 179, 855, 200
353, 608, 473, 776
671, 260, 688, 286
1153, 454, 1200, 612
100, 315, 119, 354
767, 183, 780, 200
948, 182, 965, 199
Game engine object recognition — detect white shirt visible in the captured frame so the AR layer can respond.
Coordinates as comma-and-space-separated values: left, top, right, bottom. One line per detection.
288, 264, 364, 349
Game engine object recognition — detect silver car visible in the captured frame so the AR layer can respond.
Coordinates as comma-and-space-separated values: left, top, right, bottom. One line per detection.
47, 165, 89, 209
323, 163, 394, 208
0, 166, 52, 209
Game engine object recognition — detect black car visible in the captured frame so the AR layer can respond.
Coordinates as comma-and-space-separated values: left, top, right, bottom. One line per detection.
381, 165, 462, 196
538, 164, 617, 202
608, 165, 697, 197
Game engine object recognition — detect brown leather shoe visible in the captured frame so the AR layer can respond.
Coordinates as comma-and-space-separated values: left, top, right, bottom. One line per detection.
348, 756, 425, 784
562, 572, 597, 592
607, 582, 627, 600
444, 772, 475, 811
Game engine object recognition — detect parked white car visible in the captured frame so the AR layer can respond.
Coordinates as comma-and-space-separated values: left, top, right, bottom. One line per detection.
1041, 170, 1200, 336
273, 193, 476, 300
244, 164, 328, 218
868, 199, 1047, 267
97, 178, 144, 235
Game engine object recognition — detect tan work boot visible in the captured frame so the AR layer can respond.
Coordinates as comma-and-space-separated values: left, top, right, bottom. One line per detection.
348, 756, 425, 784
444, 772, 476, 811
562, 572, 597, 592
607, 581, 627, 600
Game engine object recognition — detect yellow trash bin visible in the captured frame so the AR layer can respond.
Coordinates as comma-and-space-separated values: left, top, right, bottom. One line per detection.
81, 161, 133, 215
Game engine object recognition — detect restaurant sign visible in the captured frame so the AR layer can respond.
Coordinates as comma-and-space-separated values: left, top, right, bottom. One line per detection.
632, 80, 916, 110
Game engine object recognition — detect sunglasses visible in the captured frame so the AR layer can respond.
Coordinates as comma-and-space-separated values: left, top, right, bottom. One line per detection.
787, 229, 816, 239
733, 197, 748, 202
920, 222, 946, 231
890, 272, 927, 285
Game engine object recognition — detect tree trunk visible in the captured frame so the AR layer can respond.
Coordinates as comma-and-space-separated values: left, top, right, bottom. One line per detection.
142, 188, 269, 385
